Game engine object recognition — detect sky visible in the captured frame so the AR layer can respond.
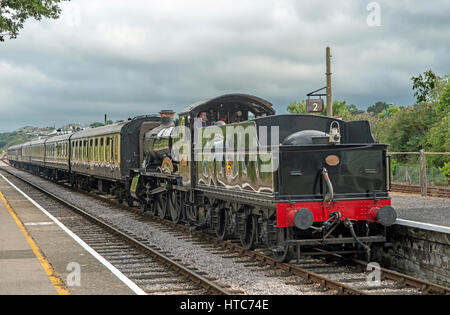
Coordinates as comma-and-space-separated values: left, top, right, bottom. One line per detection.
0, 0, 449, 132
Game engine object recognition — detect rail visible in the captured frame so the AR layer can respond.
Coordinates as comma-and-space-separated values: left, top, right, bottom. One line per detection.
2, 163, 449, 295
0, 166, 231, 295
388, 150, 449, 197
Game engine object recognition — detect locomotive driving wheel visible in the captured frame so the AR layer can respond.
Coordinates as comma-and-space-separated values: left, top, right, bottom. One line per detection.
168, 190, 183, 224
140, 198, 154, 213
240, 215, 257, 250
155, 192, 169, 219
216, 208, 230, 240
272, 227, 294, 263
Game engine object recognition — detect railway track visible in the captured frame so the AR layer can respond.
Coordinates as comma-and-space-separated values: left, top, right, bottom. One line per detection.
0, 166, 233, 295
1, 164, 449, 295
392, 183, 450, 198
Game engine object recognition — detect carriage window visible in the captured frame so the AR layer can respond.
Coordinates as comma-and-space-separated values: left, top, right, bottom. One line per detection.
110, 137, 114, 162
94, 138, 98, 161
114, 135, 119, 163
83, 140, 88, 161
100, 138, 105, 161
106, 137, 110, 162
89, 139, 93, 161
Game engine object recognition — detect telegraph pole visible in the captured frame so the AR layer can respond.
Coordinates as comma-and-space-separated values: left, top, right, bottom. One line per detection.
326, 47, 333, 117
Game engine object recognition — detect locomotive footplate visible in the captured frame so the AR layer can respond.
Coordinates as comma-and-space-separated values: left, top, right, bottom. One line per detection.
283, 235, 386, 246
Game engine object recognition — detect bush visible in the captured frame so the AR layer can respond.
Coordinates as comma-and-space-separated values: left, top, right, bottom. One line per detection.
439, 162, 450, 182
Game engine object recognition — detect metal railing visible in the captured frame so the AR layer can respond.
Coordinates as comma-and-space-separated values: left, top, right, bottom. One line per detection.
389, 150, 449, 196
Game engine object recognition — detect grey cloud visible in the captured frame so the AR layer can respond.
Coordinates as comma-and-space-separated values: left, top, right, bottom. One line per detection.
0, 0, 449, 132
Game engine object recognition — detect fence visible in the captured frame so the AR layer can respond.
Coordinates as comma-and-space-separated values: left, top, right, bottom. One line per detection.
389, 150, 449, 197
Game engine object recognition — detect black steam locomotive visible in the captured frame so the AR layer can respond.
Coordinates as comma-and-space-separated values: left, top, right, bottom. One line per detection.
7, 94, 397, 262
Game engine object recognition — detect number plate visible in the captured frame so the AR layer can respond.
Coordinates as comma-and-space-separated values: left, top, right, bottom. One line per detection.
306, 99, 324, 113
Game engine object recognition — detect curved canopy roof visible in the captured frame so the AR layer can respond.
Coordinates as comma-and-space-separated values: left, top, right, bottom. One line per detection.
71, 122, 125, 140
45, 133, 72, 143
179, 94, 275, 117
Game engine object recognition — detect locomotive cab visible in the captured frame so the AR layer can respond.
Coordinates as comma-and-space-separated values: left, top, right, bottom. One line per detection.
257, 115, 397, 261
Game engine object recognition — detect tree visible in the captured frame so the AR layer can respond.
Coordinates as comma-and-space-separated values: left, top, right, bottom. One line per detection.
287, 101, 308, 114
287, 100, 363, 120
331, 100, 351, 118
421, 79, 450, 167
385, 103, 436, 153
411, 70, 439, 103
90, 122, 104, 128
0, 0, 69, 42
367, 101, 387, 116
384, 75, 449, 169
377, 105, 403, 119
436, 76, 450, 115
348, 104, 364, 115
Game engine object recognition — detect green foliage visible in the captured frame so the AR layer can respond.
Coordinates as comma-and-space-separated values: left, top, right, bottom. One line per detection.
287, 100, 352, 119
384, 103, 436, 152
331, 100, 351, 118
90, 122, 104, 128
348, 104, 364, 115
286, 70, 449, 174
367, 101, 387, 116
439, 162, 450, 182
411, 70, 439, 103
436, 78, 450, 115
0, 0, 69, 41
287, 101, 308, 114
377, 105, 402, 119
0, 131, 29, 152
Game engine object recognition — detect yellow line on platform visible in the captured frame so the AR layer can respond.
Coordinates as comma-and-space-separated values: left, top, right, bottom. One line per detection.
0, 190, 71, 295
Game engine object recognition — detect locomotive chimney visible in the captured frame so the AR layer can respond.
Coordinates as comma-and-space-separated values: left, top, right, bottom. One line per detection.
159, 110, 175, 126
160, 110, 175, 118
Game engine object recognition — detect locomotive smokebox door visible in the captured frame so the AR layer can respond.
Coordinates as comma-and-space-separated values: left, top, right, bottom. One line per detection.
306, 99, 324, 113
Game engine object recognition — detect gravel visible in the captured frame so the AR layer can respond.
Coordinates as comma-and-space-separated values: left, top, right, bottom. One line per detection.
2, 166, 319, 295
3, 164, 440, 295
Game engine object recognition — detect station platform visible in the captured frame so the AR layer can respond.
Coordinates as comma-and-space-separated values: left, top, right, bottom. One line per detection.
0, 175, 136, 295
391, 192, 450, 232
0, 190, 60, 294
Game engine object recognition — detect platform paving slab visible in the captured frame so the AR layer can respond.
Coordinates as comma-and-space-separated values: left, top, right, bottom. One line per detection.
0, 195, 58, 295
391, 193, 450, 227
0, 177, 135, 295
